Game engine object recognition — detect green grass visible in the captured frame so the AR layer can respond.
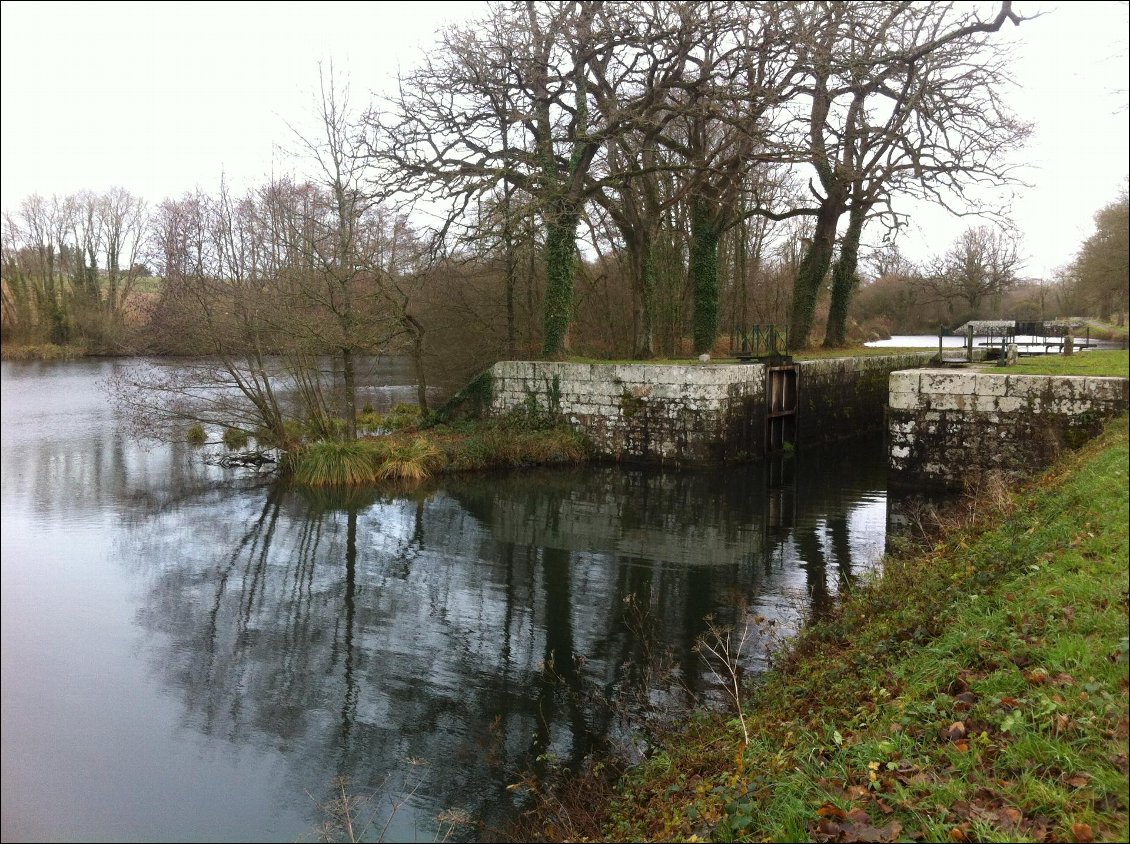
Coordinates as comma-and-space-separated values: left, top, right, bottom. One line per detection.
583, 417, 1129, 843
1085, 320, 1129, 341
564, 356, 733, 365
558, 348, 931, 365
793, 346, 930, 360
185, 424, 207, 445
292, 440, 386, 486
432, 421, 589, 471
997, 350, 1129, 378
290, 420, 589, 488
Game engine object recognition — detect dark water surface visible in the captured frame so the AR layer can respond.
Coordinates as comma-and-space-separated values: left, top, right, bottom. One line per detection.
2, 359, 890, 842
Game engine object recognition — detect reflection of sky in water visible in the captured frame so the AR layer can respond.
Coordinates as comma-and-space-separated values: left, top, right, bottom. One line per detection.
3, 359, 894, 842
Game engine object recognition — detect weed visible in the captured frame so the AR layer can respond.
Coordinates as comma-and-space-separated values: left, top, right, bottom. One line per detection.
385, 403, 424, 431
186, 423, 207, 445
356, 409, 384, 430
308, 769, 471, 843
693, 613, 755, 745
0, 342, 87, 361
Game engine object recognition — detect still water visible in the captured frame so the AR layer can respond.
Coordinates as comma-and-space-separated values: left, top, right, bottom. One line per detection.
3, 359, 890, 842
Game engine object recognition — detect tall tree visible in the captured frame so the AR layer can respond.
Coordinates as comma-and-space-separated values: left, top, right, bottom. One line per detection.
788, 1, 1030, 348
376, 1, 704, 358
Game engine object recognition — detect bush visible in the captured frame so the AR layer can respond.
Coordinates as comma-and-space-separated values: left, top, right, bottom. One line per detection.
186, 424, 207, 445
222, 427, 250, 449
253, 420, 303, 450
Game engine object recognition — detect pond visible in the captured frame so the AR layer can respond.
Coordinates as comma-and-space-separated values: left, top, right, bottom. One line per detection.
2, 359, 892, 842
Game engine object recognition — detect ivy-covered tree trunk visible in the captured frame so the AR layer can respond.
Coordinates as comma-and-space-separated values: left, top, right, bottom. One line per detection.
624, 227, 658, 359
788, 200, 843, 348
823, 203, 868, 348
690, 199, 721, 356
638, 243, 657, 359
542, 204, 579, 359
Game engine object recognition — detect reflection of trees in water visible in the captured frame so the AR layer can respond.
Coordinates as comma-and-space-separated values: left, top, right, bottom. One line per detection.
126, 439, 887, 838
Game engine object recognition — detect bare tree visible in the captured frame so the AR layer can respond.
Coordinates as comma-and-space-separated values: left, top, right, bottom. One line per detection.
376, 1, 712, 358
924, 225, 1022, 317
785, 1, 1031, 348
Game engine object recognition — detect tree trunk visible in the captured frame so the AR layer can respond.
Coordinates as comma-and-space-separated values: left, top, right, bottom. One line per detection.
789, 200, 842, 348
542, 205, 578, 359
625, 228, 658, 359
690, 199, 721, 356
406, 315, 429, 414
823, 203, 867, 348
503, 184, 517, 359
341, 347, 357, 441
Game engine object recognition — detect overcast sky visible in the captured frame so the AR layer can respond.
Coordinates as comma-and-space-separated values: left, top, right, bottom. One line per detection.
1, 1, 1126, 277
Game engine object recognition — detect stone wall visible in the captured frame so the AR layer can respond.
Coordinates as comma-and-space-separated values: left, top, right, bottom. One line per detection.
797, 353, 936, 446
489, 361, 765, 464
888, 368, 1129, 489
488, 353, 941, 465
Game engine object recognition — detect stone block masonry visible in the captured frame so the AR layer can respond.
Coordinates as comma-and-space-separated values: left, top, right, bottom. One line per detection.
488, 353, 938, 466
489, 361, 765, 464
888, 369, 1129, 489
797, 353, 936, 446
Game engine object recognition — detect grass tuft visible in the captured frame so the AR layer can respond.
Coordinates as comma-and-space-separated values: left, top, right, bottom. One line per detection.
997, 349, 1128, 378
376, 436, 445, 483
186, 424, 207, 445
222, 427, 250, 449
292, 440, 384, 487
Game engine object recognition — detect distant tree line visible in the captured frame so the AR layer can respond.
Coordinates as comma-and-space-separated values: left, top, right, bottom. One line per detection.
1, 188, 147, 349
850, 187, 1129, 336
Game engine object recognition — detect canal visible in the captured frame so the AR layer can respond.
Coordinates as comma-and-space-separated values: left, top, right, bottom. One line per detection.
3, 358, 891, 841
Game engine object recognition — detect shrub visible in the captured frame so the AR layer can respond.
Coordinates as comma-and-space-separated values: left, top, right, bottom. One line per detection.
222, 427, 250, 449
253, 420, 303, 450
186, 424, 207, 445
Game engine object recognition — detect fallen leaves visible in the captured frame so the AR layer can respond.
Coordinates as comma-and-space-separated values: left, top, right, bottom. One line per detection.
812, 806, 902, 843
942, 721, 967, 741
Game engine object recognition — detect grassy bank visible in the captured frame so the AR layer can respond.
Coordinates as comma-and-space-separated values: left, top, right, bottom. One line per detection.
290, 419, 589, 487
558, 348, 930, 366
533, 417, 1128, 843
0, 342, 88, 361
994, 350, 1129, 379
1085, 321, 1129, 342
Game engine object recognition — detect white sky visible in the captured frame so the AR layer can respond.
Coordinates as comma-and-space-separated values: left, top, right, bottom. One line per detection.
1, 0, 1127, 278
